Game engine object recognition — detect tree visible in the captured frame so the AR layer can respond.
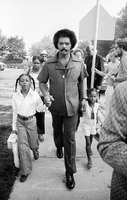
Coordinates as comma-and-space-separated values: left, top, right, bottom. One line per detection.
5, 36, 26, 62
115, 3, 127, 38
29, 36, 56, 57
0, 30, 7, 57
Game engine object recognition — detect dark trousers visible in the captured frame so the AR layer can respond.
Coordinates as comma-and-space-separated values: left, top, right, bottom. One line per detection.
51, 113, 78, 174
36, 112, 45, 135
36, 96, 45, 135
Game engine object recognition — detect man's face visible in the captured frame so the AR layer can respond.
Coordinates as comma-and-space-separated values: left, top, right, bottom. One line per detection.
115, 44, 122, 57
57, 37, 71, 55
40, 54, 47, 62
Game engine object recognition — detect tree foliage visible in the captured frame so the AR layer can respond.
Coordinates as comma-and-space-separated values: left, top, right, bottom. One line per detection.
115, 3, 127, 38
5, 36, 26, 62
0, 30, 7, 57
29, 36, 56, 57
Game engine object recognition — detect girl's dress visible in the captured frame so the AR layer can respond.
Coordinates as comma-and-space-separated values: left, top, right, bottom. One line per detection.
82, 101, 99, 136
105, 60, 120, 115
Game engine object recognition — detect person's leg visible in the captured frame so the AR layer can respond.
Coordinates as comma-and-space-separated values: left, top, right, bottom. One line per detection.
17, 118, 32, 182
51, 113, 64, 158
36, 111, 45, 142
63, 114, 78, 189
26, 116, 39, 160
90, 135, 93, 155
85, 136, 92, 169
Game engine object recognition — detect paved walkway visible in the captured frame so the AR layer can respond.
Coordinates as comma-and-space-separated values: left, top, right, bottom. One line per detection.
9, 110, 112, 200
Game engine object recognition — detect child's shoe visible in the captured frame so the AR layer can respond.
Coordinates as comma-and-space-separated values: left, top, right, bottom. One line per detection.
87, 160, 92, 169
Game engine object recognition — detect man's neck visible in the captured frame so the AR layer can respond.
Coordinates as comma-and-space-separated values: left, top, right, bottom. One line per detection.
58, 52, 71, 67
59, 51, 71, 58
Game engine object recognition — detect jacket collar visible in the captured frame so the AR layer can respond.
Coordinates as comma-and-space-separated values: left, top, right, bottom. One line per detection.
46, 52, 81, 69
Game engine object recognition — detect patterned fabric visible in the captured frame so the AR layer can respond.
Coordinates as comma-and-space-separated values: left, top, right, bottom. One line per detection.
97, 81, 127, 200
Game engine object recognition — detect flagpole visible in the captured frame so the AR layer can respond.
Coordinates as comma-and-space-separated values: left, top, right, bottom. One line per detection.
90, 0, 100, 88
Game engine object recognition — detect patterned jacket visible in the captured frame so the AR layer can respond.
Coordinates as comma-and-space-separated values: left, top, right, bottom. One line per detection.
97, 81, 127, 200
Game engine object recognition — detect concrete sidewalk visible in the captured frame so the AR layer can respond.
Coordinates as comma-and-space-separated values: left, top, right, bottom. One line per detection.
9, 111, 112, 200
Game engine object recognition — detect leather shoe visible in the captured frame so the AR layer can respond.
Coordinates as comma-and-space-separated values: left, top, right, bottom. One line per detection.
20, 174, 29, 182
87, 160, 92, 169
33, 150, 39, 160
56, 148, 63, 159
38, 134, 44, 142
66, 172, 75, 189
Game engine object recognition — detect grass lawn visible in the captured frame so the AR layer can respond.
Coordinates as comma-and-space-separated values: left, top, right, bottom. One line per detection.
0, 105, 19, 200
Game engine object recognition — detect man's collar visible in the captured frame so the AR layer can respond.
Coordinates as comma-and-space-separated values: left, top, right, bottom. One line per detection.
46, 52, 81, 63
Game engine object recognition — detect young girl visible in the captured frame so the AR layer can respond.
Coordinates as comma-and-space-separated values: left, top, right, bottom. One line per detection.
29, 55, 45, 142
82, 88, 99, 169
94, 50, 120, 115
12, 74, 46, 182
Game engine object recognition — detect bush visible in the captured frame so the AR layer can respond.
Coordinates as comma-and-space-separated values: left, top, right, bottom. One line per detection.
0, 125, 18, 200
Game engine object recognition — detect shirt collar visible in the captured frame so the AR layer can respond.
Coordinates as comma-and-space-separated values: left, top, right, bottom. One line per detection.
17, 88, 34, 96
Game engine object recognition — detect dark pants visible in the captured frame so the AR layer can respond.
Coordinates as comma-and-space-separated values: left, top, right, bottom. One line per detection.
51, 113, 78, 174
36, 96, 45, 135
36, 112, 45, 135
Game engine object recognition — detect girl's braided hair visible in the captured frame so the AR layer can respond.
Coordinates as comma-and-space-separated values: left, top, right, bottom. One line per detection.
15, 74, 35, 92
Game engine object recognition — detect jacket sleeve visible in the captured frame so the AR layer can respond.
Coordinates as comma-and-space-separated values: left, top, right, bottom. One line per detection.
97, 82, 127, 177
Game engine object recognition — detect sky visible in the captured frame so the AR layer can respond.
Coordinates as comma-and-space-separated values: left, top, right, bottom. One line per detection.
0, 0, 127, 52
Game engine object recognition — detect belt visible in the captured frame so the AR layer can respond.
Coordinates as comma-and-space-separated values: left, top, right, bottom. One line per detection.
18, 114, 35, 120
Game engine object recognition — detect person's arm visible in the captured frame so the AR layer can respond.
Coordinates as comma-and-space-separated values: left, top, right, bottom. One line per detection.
39, 82, 53, 107
38, 64, 54, 107
97, 83, 127, 177
35, 91, 47, 112
94, 68, 106, 76
12, 97, 17, 132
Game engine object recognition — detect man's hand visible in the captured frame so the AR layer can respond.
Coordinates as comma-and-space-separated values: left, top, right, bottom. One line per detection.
79, 99, 87, 116
12, 130, 17, 134
44, 95, 54, 107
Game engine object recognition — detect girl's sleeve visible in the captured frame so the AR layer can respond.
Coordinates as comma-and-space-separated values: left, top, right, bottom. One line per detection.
35, 92, 47, 112
12, 97, 17, 131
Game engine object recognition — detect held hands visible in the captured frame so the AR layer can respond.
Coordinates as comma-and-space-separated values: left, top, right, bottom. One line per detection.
11, 130, 17, 134
44, 95, 54, 107
80, 99, 87, 117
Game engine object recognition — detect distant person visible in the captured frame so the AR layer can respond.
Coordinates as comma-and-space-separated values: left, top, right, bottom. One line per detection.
73, 48, 84, 60
29, 55, 46, 142
40, 50, 48, 66
97, 81, 127, 200
81, 88, 99, 169
12, 74, 46, 182
37, 29, 88, 189
94, 50, 120, 115
109, 38, 127, 87
85, 44, 104, 91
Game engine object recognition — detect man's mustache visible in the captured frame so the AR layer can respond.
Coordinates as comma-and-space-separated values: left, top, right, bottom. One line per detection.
61, 48, 67, 52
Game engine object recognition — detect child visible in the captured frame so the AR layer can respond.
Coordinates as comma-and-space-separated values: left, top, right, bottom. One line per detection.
94, 50, 120, 115
29, 55, 45, 142
12, 74, 47, 182
82, 88, 99, 169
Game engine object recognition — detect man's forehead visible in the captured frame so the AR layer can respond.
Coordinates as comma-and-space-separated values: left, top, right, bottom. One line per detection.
58, 37, 70, 42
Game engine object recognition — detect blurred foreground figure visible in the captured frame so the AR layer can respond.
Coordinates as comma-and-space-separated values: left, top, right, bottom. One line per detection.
97, 81, 127, 200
